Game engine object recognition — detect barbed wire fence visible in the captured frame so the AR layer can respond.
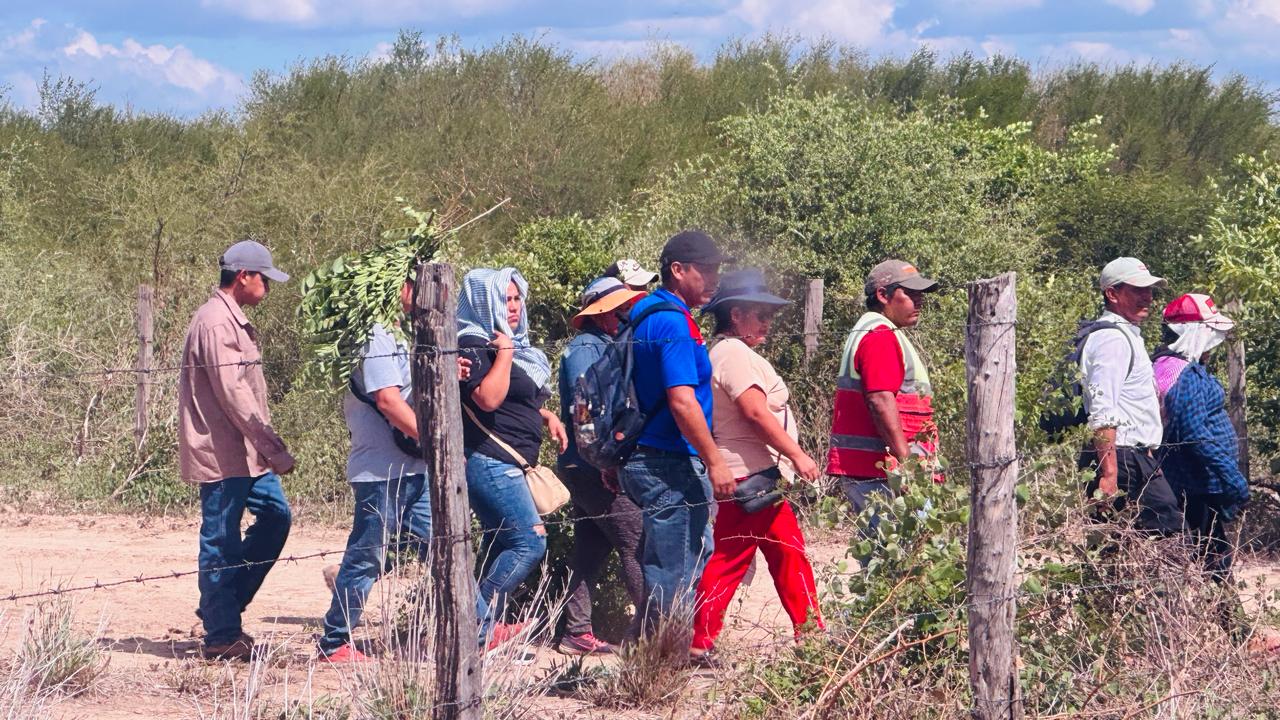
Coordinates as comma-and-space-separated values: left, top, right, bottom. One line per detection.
0, 268, 1268, 719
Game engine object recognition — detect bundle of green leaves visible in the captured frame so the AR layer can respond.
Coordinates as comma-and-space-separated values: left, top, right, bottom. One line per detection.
297, 199, 442, 387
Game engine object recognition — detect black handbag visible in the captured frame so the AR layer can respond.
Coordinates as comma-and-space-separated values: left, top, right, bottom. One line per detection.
733, 466, 784, 513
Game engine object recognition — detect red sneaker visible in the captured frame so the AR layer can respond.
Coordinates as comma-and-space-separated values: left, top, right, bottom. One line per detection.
485, 621, 528, 652
321, 644, 371, 663
558, 632, 615, 656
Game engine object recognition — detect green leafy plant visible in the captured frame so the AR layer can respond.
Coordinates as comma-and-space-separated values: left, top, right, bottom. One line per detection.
297, 199, 444, 387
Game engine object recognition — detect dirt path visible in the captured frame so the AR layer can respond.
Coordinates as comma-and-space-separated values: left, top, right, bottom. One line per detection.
0, 513, 846, 719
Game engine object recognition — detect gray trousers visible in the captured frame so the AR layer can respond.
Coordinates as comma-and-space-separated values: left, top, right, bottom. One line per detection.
557, 463, 646, 639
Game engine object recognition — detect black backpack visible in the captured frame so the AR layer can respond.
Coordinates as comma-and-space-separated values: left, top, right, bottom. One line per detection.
571, 301, 681, 470
1038, 320, 1134, 440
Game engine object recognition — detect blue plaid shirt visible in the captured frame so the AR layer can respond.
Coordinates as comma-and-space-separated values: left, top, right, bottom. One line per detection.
1159, 361, 1249, 509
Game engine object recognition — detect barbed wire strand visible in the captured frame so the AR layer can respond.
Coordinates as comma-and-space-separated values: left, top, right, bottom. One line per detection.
0, 315, 1244, 383
0, 429, 1250, 606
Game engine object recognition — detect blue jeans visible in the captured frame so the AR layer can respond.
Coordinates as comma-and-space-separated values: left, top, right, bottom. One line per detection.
384, 486, 432, 572
198, 472, 292, 647
466, 451, 546, 636
619, 448, 714, 629
319, 474, 428, 654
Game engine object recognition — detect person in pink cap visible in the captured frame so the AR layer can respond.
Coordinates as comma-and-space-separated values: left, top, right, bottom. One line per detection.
1153, 293, 1249, 624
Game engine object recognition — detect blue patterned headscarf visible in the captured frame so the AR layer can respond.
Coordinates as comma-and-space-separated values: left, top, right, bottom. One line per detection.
457, 267, 552, 390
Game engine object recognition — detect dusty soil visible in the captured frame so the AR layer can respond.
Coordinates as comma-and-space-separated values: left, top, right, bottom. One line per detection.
0, 513, 847, 719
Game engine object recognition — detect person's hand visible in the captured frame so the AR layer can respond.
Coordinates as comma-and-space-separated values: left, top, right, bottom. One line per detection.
789, 451, 822, 484
1096, 469, 1118, 497
545, 414, 569, 453
708, 462, 735, 500
489, 332, 514, 353
273, 450, 297, 476
456, 356, 472, 382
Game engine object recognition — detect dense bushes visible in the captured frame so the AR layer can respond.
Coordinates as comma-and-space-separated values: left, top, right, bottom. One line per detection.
0, 32, 1276, 508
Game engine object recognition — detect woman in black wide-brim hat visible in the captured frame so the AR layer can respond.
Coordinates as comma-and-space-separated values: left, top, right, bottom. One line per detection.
689, 269, 824, 665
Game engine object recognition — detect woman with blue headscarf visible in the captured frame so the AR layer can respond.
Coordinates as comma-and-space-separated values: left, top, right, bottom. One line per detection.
457, 267, 567, 650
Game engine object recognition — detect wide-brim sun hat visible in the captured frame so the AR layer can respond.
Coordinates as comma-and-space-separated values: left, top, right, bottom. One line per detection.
702, 269, 790, 313
571, 277, 647, 330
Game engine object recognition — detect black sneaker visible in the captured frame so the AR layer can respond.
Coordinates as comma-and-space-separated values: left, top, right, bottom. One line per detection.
688, 649, 723, 670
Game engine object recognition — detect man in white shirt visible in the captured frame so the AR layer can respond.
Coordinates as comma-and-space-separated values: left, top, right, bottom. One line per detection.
1080, 257, 1182, 534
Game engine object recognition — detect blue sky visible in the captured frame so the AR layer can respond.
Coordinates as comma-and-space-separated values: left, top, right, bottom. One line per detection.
2, 0, 1278, 117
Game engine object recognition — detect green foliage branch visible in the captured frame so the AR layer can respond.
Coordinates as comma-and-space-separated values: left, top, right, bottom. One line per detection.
296, 198, 446, 387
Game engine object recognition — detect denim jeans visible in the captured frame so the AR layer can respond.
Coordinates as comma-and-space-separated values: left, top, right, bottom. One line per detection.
319, 474, 427, 654
619, 448, 714, 629
466, 451, 546, 636
198, 472, 292, 647
384, 485, 432, 572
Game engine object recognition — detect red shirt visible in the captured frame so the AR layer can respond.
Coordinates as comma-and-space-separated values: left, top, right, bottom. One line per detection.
853, 325, 905, 393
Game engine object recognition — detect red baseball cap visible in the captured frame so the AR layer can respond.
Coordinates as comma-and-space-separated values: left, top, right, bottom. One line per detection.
1162, 293, 1234, 331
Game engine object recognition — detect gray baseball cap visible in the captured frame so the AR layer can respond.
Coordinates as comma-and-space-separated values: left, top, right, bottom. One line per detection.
864, 259, 939, 297
219, 240, 289, 282
1099, 257, 1165, 290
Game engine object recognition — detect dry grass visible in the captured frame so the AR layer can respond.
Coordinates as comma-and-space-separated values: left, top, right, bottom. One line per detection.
578, 592, 699, 711
14, 595, 108, 699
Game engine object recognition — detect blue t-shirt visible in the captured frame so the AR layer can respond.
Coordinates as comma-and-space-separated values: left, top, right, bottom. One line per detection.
344, 324, 427, 483
631, 288, 714, 455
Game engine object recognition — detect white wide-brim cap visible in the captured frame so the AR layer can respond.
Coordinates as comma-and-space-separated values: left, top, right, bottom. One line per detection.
1099, 257, 1166, 290
619, 267, 658, 286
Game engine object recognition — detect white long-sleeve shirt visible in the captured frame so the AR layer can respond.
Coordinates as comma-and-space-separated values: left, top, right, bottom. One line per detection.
1080, 310, 1163, 448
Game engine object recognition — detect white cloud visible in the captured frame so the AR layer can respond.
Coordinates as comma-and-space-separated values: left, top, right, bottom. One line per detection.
734, 0, 898, 46
3, 18, 46, 52
0, 19, 247, 113
1049, 39, 1150, 65
944, 0, 1042, 9
366, 41, 394, 64
980, 38, 1017, 57
201, 0, 514, 26
1224, 0, 1280, 24
1103, 0, 1156, 14
202, 0, 316, 23
62, 30, 244, 97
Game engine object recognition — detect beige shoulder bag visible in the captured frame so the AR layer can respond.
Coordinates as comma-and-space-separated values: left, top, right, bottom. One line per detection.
462, 404, 570, 516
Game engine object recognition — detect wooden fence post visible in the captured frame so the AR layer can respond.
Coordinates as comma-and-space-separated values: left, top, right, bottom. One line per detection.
1224, 298, 1249, 480
410, 262, 482, 720
965, 272, 1021, 720
134, 285, 154, 450
802, 278, 823, 366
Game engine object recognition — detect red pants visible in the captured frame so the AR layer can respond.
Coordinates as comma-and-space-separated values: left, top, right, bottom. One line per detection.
691, 498, 822, 651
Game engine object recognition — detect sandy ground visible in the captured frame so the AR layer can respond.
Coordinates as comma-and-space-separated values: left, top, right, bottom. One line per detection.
0, 513, 846, 719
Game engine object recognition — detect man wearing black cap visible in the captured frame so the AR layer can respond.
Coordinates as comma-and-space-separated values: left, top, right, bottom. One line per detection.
620, 229, 732, 632
827, 259, 941, 518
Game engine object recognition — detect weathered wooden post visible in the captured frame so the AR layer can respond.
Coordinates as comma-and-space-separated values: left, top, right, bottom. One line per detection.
802, 278, 823, 367
1224, 298, 1249, 480
965, 272, 1021, 720
134, 285, 154, 450
409, 262, 482, 720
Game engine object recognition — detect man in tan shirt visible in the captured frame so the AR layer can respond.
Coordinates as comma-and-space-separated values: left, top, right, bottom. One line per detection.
178, 240, 295, 661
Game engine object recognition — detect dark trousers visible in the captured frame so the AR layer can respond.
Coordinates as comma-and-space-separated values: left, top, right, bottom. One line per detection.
1080, 446, 1183, 535
1182, 493, 1236, 583
557, 463, 645, 640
